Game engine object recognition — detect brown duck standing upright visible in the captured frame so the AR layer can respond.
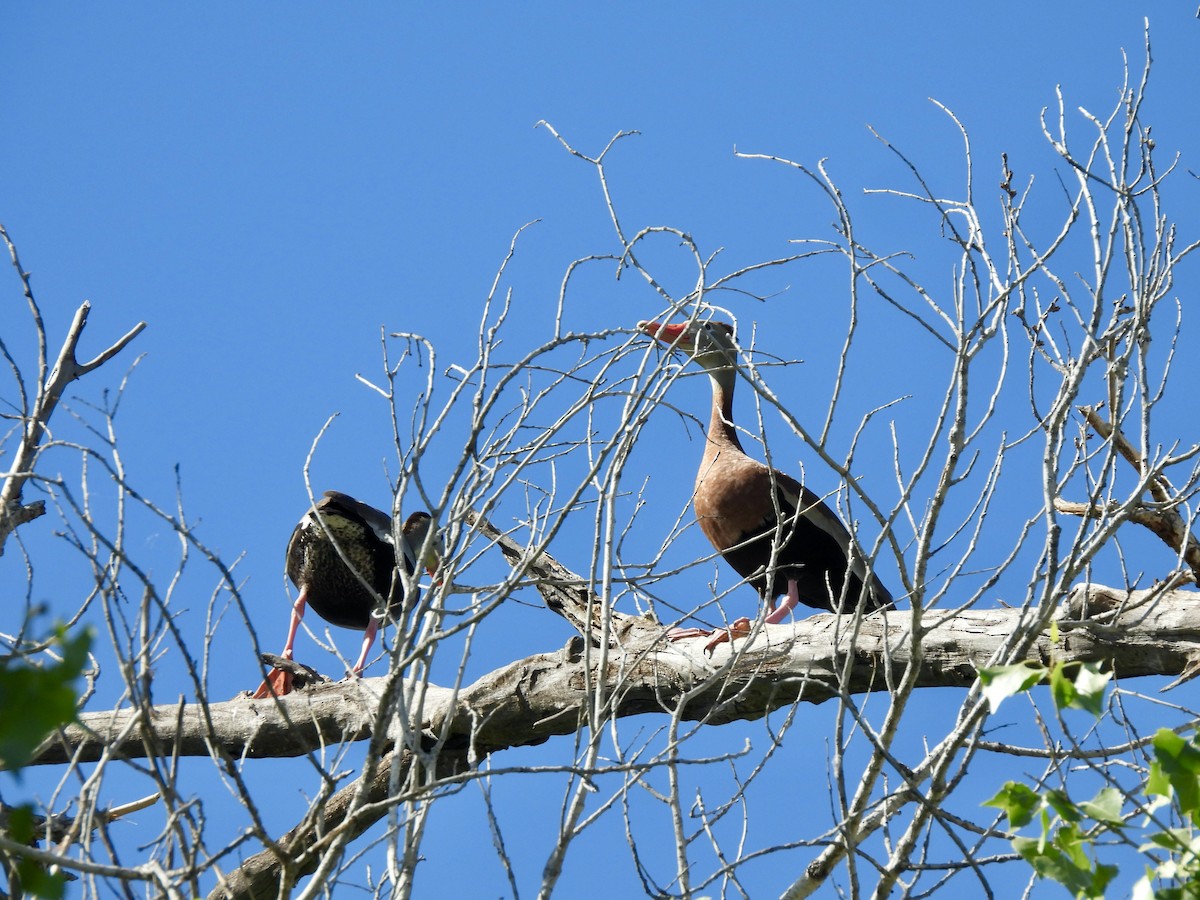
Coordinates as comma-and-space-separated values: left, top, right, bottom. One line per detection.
639, 319, 893, 650
253, 491, 440, 698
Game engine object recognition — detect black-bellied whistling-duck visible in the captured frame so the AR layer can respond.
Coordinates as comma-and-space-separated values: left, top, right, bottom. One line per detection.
252, 491, 440, 698
639, 319, 893, 651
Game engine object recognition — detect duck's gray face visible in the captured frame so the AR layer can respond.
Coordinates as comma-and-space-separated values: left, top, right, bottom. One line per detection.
638, 319, 737, 373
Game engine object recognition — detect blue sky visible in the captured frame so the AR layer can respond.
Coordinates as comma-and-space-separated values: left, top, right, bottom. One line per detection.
4, 5, 1200, 897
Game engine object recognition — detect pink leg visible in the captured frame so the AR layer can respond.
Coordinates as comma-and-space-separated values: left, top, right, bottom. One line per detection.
764, 580, 799, 625
280, 590, 308, 660
349, 617, 380, 677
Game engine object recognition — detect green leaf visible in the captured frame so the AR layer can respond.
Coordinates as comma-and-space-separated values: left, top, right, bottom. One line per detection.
1147, 827, 1196, 853
0, 627, 91, 772
1050, 661, 1077, 711
1079, 787, 1125, 826
7, 803, 36, 842
984, 781, 1043, 829
5, 803, 66, 899
1148, 759, 1171, 800
1012, 821, 1115, 899
978, 662, 1046, 712
1046, 661, 1111, 716
1012, 835, 1099, 897
1070, 663, 1112, 716
1088, 862, 1119, 897
1153, 729, 1200, 817
1054, 821, 1090, 868
13, 861, 66, 900
1012, 834, 1047, 864
1045, 788, 1084, 824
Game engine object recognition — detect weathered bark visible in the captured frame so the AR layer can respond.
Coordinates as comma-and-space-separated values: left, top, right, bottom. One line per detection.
30, 582, 1200, 769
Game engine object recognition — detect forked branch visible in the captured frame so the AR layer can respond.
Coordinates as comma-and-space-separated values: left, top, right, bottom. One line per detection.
0, 225, 146, 554
1054, 406, 1200, 582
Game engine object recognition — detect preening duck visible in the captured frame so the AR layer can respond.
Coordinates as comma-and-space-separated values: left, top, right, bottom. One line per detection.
639, 319, 892, 650
252, 491, 440, 698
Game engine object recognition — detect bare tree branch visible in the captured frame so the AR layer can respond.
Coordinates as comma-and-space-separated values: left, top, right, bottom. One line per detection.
28, 580, 1200, 771
0, 225, 146, 554
1053, 405, 1200, 581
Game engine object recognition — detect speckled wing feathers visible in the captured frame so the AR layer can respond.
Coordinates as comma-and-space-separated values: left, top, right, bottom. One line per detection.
285, 492, 409, 631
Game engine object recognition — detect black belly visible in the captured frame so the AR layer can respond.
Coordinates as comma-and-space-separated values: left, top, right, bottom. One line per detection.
720, 517, 883, 613
289, 526, 404, 630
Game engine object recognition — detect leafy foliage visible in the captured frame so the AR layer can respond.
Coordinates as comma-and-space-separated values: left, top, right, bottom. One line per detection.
979, 658, 1112, 717
981, 658, 1200, 898
0, 626, 91, 772
0, 626, 90, 899
4, 805, 65, 900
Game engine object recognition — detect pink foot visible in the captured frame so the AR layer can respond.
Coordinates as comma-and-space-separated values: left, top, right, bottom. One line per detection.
703, 617, 752, 654
667, 626, 714, 641
666, 619, 754, 655
251, 666, 294, 699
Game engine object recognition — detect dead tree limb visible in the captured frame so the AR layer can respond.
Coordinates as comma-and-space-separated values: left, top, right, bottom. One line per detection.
28, 581, 1200, 769
1054, 406, 1200, 582
0, 225, 147, 554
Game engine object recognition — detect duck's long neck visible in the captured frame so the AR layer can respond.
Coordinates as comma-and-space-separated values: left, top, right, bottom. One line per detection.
706, 367, 743, 453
